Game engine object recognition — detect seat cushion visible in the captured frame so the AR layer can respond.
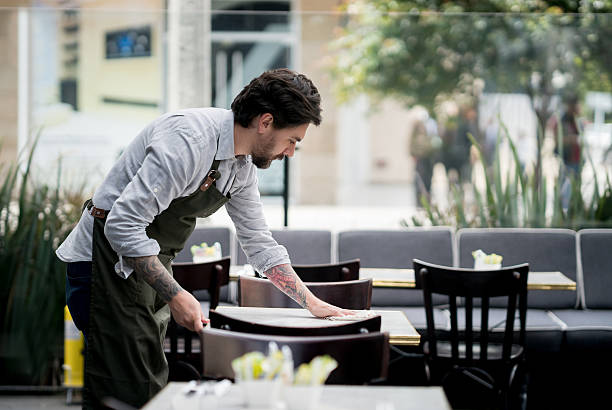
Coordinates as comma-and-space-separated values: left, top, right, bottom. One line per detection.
236, 229, 333, 265
452, 308, 564, 353
424, 340, 523, 361
338, 228, 454, 268
579, 230, 612, 309
457, 228, 578, 309
372, 287, 440, 307
551, 309, 612, 351
377, 306, 449, 332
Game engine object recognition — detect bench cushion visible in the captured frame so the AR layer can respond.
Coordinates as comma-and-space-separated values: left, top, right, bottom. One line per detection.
552, 309, 612, 351
453, 307, 564, 353
377, 306, 449, 332
578, 229, 612, 309
457, 228, 578, 309
236, 229, 332, 266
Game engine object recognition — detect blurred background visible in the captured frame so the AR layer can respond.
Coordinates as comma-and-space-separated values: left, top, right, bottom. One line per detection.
2, 1, 612, 230
1, 0, 612, 389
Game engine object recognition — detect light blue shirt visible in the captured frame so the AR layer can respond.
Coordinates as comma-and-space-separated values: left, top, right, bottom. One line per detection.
56, 108, 290, 277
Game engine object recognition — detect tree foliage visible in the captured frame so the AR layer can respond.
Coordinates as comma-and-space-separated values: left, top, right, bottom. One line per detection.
331, 0, 612, 121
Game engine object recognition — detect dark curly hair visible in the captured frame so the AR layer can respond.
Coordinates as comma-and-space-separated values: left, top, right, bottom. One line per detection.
231, 68, 322, 128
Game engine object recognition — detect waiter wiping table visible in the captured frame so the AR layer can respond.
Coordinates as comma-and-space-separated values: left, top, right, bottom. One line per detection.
56, 69, 356, 408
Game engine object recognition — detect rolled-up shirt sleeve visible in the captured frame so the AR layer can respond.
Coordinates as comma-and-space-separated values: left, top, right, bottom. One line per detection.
226, 165, 290, 273
104, 126, 203, 260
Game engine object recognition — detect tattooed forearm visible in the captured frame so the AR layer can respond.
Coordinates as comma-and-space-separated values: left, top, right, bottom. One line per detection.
264, 264, 310, 309
123, 255, 183, 303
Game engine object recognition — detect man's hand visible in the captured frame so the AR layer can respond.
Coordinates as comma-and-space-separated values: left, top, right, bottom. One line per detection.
307, 299, 356, 318
168, 290, 207, 332
124, 255, 207, 332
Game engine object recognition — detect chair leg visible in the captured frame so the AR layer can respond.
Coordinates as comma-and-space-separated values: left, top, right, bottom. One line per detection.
168, 360, 201, 382
507, 365, 528, 410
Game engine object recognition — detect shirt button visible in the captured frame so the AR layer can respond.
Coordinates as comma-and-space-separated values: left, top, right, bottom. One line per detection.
153, 187, 159, 193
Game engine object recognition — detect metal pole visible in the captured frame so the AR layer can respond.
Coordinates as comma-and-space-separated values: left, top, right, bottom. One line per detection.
283, 156, 289, 227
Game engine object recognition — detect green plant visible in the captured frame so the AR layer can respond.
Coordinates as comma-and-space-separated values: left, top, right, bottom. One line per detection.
0, 138, 86, 385
405, 122, 612, 229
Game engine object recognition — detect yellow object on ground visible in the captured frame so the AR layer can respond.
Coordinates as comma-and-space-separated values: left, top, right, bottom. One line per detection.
63, 306, 84, 388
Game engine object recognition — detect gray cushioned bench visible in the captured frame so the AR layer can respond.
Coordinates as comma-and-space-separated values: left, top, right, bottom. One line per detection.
457, 228, 577, 353
337, 228, 454, 332
235, 229, 332, 266
551, 229, 612, 351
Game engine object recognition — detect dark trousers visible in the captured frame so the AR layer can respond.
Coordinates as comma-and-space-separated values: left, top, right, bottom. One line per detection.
66, 261, 92, 335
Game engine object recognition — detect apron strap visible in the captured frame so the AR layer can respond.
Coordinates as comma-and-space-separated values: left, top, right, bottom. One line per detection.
199, 160, 222, 193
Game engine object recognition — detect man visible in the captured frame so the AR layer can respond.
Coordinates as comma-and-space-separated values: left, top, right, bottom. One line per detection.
57, 68, 352, 408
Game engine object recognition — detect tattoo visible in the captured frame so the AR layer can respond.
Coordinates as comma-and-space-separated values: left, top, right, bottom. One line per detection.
123, 255, 183, 303
264, 264, 310, 309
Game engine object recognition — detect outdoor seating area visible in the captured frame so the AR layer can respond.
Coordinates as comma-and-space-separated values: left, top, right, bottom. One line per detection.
159, 225, 612, 409
3, 2, 612, 410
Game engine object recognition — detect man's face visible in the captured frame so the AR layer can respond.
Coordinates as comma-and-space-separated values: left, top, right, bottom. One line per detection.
252, 121, 309, 169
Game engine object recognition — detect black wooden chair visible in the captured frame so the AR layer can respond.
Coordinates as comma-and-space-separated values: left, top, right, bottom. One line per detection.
291, 259, 360, 282
414, 259, 529, 410
166, 256, 230, 381
239, 276, 372, 310
208, 308, 380, 336
201, 327, 389, 384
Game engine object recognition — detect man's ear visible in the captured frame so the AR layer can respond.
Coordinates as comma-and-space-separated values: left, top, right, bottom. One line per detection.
258, 113, 274, 133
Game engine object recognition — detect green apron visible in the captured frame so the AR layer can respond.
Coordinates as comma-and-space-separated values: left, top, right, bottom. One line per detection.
84, 160, 230, 408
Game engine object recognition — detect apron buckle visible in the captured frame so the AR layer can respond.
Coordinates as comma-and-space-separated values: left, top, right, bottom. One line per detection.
200, 169, 221, 192
90, 206, 107, 219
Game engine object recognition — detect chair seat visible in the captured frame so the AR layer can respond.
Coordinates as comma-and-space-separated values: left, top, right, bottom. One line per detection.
453, 307, 564, 353
551, 309, 612, 351
424, 341, 524, 361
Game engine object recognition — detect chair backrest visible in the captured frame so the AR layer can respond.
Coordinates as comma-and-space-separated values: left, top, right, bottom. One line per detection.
457, 228, 577, 308
236, 229, 332, 265
166, 256, 231, 380
201, 328, 389, 384
337, 228, 454, 306
415, 259, 529, 363
239, 276, 372, 310
174, 226, 232, 263
171, 257, 231, 312
209, 309, 381, 336
578, 229, 612, 309
292, 259, 360, 282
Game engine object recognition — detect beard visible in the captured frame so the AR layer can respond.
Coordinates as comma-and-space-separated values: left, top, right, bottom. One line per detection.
251, 137, 283, 169
252, 153, 284, 169
252, 155, 273, 169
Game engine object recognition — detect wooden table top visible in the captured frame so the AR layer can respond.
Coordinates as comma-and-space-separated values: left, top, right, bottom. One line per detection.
230, 266, 577, 291
215, 306, 421, 346
359, 268, 577, 291
143, 382, 452, 410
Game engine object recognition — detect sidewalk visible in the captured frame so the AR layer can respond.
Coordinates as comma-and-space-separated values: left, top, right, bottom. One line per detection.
203, 181, 421, 231
0, 393, 70, 410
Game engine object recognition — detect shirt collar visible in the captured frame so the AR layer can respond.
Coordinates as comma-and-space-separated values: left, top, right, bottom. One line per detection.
215, 109, 236, 161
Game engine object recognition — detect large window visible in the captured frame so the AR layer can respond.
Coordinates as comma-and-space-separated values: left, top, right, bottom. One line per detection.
211, 1, 295, 196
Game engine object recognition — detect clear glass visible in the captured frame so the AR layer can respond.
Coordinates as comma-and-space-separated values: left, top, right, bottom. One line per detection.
1, 4, 611, 229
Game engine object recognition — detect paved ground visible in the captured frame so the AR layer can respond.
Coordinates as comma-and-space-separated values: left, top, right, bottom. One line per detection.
0, 393, 76, 410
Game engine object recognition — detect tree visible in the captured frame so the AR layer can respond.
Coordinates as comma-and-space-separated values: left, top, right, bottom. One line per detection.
330, 0, 612, 180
